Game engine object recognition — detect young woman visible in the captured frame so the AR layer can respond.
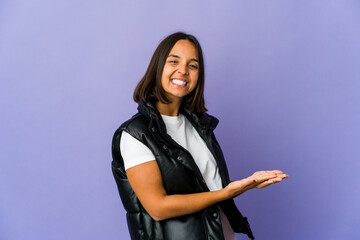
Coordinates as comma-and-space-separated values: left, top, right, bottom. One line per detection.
111, 32, 288, 240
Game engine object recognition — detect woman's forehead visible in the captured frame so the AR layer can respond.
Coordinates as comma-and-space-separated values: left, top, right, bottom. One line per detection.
168, 40, 198, 59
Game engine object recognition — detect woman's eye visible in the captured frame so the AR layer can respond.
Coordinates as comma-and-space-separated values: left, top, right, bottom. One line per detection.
169, 60, 177, 64
190, 64, 198, 69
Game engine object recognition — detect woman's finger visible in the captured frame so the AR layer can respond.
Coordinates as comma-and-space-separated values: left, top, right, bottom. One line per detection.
255, 179, 274, 189
255, 175, 287, 188
248, 173, 277, 184
250, 171, 288, 181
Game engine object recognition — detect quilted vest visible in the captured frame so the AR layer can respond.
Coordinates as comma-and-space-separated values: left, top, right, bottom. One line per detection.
111, 100, 254, 240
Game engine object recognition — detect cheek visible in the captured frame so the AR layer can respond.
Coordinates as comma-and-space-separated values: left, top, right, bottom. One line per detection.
192, 73, 199, 86
161, 68, 171, 84
161, 66, 174, 80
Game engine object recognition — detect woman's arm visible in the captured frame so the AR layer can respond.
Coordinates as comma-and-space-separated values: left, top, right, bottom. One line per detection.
126, 161, 288, 221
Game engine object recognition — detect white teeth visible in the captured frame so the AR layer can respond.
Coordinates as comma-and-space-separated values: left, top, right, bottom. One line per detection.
171, 79, 187, 86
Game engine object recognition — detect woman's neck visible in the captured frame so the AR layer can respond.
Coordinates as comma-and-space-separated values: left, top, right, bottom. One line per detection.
156, 99, 182, 116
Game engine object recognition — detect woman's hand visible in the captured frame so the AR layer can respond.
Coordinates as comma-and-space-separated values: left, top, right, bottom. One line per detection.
224, 170, 289, 198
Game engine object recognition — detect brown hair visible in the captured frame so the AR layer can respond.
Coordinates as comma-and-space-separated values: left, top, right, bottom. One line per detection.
133, 32, 207, 113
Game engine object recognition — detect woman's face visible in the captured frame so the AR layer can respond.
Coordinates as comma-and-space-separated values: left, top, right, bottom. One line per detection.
160, 39, 199, 102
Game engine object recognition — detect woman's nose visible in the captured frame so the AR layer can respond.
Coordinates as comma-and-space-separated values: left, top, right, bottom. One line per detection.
177, 64, 189, 75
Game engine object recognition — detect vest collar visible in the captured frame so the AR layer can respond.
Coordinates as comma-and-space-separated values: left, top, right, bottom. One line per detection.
137, 100, 219, 133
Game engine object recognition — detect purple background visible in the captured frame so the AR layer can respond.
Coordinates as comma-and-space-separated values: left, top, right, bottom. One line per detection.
1, 0, 359, 239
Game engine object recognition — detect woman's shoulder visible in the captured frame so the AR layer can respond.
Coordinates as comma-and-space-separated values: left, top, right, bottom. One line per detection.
113, 113, 150, 140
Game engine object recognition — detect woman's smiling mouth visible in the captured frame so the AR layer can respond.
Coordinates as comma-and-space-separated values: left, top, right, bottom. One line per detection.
171, 78, 188, 88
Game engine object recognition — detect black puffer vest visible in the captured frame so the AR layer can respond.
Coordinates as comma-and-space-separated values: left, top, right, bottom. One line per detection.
111, 100, 254, 240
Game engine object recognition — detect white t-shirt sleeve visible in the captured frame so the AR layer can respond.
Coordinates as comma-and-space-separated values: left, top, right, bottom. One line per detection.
120, 131, 156, 170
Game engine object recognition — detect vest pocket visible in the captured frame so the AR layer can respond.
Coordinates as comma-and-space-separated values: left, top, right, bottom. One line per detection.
141, 211, 154, 239
162, 213, 205, 240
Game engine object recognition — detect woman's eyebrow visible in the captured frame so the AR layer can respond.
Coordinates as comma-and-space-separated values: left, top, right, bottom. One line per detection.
168, 54, 180, 58
168, 54, 198, 62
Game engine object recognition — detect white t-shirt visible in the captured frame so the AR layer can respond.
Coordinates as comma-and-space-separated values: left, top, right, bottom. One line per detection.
121, 113, 222, 191
120, 113, 235, 239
